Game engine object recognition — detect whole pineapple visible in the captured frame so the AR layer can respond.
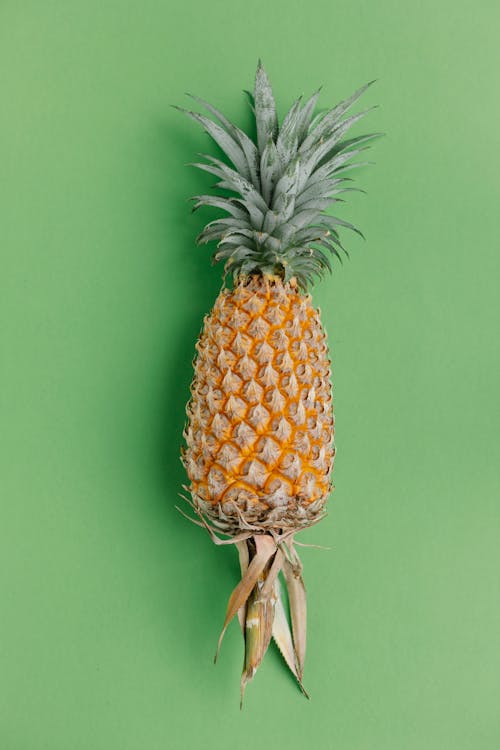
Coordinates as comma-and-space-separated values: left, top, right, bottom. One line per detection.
176, 61, 379, 702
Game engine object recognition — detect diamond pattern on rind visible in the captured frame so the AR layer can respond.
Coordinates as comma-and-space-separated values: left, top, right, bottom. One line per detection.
254, 340, 274, 364
247, 316, 270, 339
273, 416, 292, 442
206, 387, 223, 414
264, 388, 286, 413
232, 331, 252, 355
236, 353, 257, 379
182, 277, 335, 511
233, 421, 257, 448
270, 328, 289, 351
242, 379, 264, 404
224, 394, 247, 419
248, 403, 270, 429
280, 372, 299, 396
264, 306, 285, 326
216, 442, 240, 471
231, 309, 250, 329
213, 326, 233, 347
241, 458, 267, 487
260, 362, 279, 387
207, 466, 228, 495
221, 369, 242, 393
242, 292, 265, 314
211, 413, 231, 440
279, 452, 302, 481
275, 351, 293, 372
256, 436, 281, 464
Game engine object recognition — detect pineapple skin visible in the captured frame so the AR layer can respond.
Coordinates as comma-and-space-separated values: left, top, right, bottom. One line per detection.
182, 275, 335, 535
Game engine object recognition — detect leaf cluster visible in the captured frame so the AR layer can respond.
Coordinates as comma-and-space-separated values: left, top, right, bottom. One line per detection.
174, 61, 382, 289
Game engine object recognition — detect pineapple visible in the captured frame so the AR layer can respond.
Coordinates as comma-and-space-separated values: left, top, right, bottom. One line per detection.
176, 60, 380, 702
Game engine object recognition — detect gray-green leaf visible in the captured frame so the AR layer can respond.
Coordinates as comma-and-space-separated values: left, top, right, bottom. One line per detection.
254, 60, 278, 153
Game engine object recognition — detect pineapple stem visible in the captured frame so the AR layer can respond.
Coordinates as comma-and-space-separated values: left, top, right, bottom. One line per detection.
233, 533, 309, 706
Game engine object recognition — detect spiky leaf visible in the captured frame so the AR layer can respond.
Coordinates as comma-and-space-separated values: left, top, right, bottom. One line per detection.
272, 156, 301, 221
177, 62, 381, 288
186, 94, 261, 189
254, 60, 278, 153
295, 87, 322, 144
260, 136, 281, 205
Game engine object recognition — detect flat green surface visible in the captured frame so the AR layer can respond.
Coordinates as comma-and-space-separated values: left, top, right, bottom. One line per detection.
1, 2, 499, 748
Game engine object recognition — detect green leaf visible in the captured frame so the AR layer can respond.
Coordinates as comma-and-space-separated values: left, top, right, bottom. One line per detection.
295, 177, 345, 208
299, 108, 376, 188
292, 226, 326, 244
319, 214, 365, 239
254, 60, 278, 153
215, 245, 256, 263
307, 148, 366, 184
260, 136, 281, 205
174, 105, 250, 179
216, 230, 255, 250
310, 245, 333, 272
191, 158, 268, 216
276, 98, 302, 166
186, 93, 236, 133
300, 107, 373, 181
315, 237, 344, 263
300, 80, 376, 152
279, 97, 302, 135
294, 197, 333, 213
298, 130, 363, 193
296, 87, 322, 144
185, 95, 261, 190
308, 108, 329, 133
329, 160, 374, 176
243, 89, 255, 113
190, 195, 248, 219
198, 216, 251, 236
272, 157, 301, 222
238, 259, 260, 277
276, 222, 296, 247
261, 234, 281, 253
287, 208, 324, 231
321, 131, 385, 162
233, 198, 265, 230
196, 226, 225, 244
320, 227, 351, 255
262, 210, 279, 234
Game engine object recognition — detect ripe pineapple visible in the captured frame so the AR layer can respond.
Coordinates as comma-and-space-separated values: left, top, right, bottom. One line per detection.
176, 61, 379, 701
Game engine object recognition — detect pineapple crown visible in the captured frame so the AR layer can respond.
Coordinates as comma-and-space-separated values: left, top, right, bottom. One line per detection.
175, 60, 381, 290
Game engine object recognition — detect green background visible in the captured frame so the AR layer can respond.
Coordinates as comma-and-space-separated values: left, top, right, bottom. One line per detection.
1, 1, 499, 748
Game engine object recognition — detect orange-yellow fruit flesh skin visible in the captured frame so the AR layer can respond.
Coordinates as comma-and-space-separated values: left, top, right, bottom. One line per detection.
183, 277, 335, 515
